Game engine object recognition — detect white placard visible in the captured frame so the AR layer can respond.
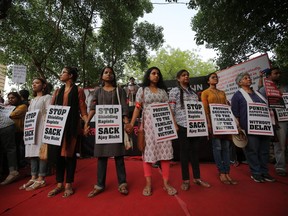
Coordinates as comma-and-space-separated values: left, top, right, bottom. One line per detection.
24, 110, 39, 145
209, 104, 238, 135
0, 105, 15, 125
150, 103, 178, 142
184, 101, 208, 137
12, 65, 27, 84
282, 93, 288, 109
42, 105, 70, 146
275, 108, 288, 122
247, 102, 274, 136
95, 105, 123, 144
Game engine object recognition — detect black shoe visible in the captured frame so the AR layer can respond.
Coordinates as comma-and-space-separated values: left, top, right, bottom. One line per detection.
262, 174, 276, 182
251, 174, 264, 183
276, 169, 287, 177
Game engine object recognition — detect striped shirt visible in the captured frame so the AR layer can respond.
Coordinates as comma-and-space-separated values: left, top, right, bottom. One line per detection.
169, 86, 199, 128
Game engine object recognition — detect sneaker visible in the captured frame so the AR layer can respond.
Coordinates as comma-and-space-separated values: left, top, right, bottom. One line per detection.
262, 174, 276, 182
251, 174, 264, 183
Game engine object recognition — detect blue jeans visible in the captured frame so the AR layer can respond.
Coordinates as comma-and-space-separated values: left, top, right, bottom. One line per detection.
96, 156, 127, 189
212, 138, 230, 174
244, 135, 269, 175
30, 157, 47, 177
274, 121, 288, 172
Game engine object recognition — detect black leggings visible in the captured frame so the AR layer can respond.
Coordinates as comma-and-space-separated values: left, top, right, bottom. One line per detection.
55, 154, 77, 183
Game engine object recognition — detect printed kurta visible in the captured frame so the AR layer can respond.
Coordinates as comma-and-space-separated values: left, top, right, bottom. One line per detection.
136, 87, 173, 163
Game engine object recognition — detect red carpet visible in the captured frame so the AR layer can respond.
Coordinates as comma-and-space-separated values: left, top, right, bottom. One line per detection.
0, 158, 287, 216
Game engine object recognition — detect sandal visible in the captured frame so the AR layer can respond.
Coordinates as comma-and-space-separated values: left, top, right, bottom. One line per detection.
193, 179, 211, 188
225, 174, 238, 185
118, 183, 129, 195
163, 185, 177, 196
63, 187, 74, 198
219, 174, 231, 185
47, 186, 64, 197
87, 186, 104, 198
19, 179, 35, 190
181, 181, 190, 191
26, 180, 46, 191
142, 185, 152, 196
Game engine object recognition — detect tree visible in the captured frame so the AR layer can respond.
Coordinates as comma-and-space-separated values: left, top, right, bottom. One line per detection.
188, 0, 288, 69
0, 0, 164, 89
126, 46, 215, 82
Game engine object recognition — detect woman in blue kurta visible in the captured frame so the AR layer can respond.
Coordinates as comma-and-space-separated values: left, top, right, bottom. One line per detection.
231, 72, 275, 183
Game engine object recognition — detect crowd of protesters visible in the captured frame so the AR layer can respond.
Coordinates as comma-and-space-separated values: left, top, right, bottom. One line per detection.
0, 66, 287, 198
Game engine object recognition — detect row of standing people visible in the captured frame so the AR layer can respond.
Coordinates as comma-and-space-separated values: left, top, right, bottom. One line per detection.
1, 66, 285, 198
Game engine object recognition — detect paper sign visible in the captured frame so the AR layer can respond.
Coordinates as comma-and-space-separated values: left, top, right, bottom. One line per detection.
247, 102, 274, 136
95, 105, 123, 144
209, 104, 238, 135
12, 65, 27, 84
150, 103, 178, 142
42, 105, 70, 146
184, 101, 208, 137
24, 110, 39, 145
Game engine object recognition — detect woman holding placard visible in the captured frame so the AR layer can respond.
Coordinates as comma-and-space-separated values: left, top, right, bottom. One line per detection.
20, 78, 51, 191
84, 66, 130, 198
231, 72, 275, 183
47, 67, 88, 198
169, 69, 210, 191
201, 72, 238, 185
127, 66, 178, 196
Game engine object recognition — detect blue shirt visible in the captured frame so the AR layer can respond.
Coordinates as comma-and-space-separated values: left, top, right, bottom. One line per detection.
231, 90, 265, 133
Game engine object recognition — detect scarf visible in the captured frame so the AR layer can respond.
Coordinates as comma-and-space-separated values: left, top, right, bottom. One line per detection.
55, 84, 79, 144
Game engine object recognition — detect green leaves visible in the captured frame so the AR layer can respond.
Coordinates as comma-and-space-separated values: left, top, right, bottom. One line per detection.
189, 0, 288, 69
0, 0, 164, 89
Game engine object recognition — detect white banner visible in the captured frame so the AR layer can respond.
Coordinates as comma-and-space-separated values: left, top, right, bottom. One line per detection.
216, 54, 270, 101
24, 110, 39, 145
42, 105, 70, 146
95, 105, 123, 144
12, 65, 27, 84
184, 101, 208, 137
247, 103, 274, 136
150, 103, 178, 142
209, 104, 238, 135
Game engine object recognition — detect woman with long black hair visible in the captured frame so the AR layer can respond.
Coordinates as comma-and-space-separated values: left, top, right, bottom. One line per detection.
127, 66, 178, 196
47, 67, 88, 198
84, 66, 129, 197
169, 69, 210, 191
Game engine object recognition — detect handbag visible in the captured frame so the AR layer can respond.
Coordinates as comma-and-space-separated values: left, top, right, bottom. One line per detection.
116, 86, 133, 150
39, 143, 48, 160
124, 131, 133, 150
